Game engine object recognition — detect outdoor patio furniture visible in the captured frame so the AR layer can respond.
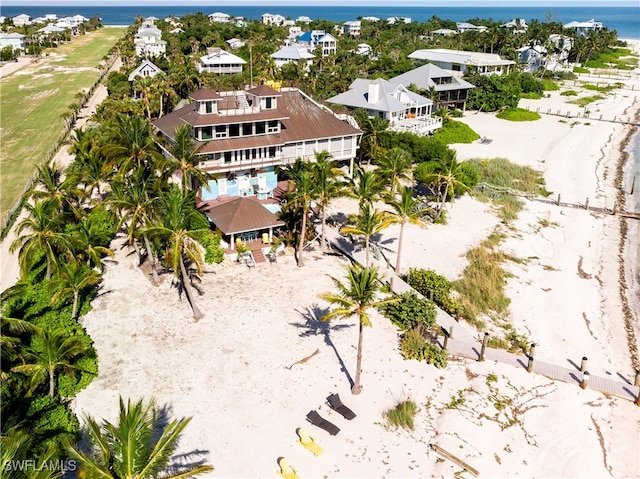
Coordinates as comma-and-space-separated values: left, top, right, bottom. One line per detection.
296, 427, 324, 456
327, 393, 356, 420
306, 410, 340, 436
277, 457, 300, 479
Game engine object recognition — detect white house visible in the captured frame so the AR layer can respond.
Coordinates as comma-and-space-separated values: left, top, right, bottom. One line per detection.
457, 22, 487, 33
342, 21, 361, 36
0, 33, 27, 52
128, 59, 164, 81
208, 12, 231, 23
355, 43, 372, 56
317, 33, 337, 57
262, 13, 285, 26
134, 26, 166, 57
563, 19, 603, 36
409, 48, 515, 76
362, 16, 380, 22
12, 14, 31, 26
517, 45, 547, 73
431, 28, 458, 36
198, 48, 246, 74
387, 17, 411, 24
501, 18, 528, 34
296, 16, 311, 24
226, 38, 245, 49
327, 77, 442, 135
270, 46, 315, 70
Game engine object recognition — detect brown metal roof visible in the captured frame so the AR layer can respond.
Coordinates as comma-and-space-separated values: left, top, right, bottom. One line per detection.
153, 88, 361, 150
190, 88, 222, 101
205, 197, 284, 234
247, 84, 281, 97
196, 134, 284, 154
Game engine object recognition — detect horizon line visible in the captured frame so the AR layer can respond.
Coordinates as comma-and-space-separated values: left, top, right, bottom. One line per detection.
2, 1, 638, 6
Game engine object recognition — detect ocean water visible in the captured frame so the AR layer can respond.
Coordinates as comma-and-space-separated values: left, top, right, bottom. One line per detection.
0, 5, 638, 39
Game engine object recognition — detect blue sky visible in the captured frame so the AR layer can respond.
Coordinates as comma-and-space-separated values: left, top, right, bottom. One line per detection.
3, 0, 638, 5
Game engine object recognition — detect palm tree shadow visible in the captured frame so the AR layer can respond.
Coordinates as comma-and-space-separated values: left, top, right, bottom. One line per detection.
290, 304, 355, 388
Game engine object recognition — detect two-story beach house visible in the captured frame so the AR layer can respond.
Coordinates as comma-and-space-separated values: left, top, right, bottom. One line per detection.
208, 12, 231, 23
134, 25, 166, 57
198, 48, 247, 74
326, 78, 442, 135
408, 48, 515, 76
296, 31, 337, 57
262, 13, 286, 26
563, 19, 603, 36
152, 85, 361, 250
270, 46, 315, 70
342, 21, 361, 36
152, 84, 361, 199
390, 63, 475, 111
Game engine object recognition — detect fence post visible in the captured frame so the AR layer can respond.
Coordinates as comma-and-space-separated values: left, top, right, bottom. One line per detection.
613, 201, 618, 215
557, 193, 561, 206
585, 197, 589, 211
634, 370, 640, 387
580, 371, 590, 389
580, 356, 588, 372
527, 355, 534, 373
478, 332, 489, 362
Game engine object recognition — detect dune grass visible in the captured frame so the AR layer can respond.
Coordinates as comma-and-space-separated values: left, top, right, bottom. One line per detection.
0, 27, 124, 222
496, 107, 541, 121
385, 400, 419, 430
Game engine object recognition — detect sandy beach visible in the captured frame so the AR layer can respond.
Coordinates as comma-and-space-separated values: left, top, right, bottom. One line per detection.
0, 37, 634, 477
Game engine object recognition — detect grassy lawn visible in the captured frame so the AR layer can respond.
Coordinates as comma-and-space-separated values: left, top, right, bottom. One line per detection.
0, 27, 124, 222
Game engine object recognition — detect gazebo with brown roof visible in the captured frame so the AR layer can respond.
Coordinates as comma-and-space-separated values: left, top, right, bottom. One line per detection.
205, 197, 284, 249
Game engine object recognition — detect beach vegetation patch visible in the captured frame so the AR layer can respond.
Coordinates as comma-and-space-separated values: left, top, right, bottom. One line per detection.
521, 91, 543, 99
381, 292, 437, 331
541, 80, 560, 91
453, 241, 511, 323
586, 48, 637, 70
399, 330, 448, 367
466, 71, 521, 112
582, 82, 623, 93
568, 95, 605, 107
573, 66, 590, 74
561, 90, 578, 96
495, 108, 541, 122
385, 399, 419, 430
433, 119, 481, 144
406, 268, 462, 317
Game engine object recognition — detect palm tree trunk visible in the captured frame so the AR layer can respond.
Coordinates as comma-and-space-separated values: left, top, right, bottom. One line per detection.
351, 321, 364, 395
49, 368, 55, 397
395, 222, 405, 273
72, 291, 79, 319
297, 207, 308, 267
320, 204, 327, 251
179, 256, 203, 320
364, 237, 370, 267
143, 235, 160, 286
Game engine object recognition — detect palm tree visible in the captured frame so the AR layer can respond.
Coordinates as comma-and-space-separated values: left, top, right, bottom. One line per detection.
162, 124, 212, 193
108, 168, 160, 285
355, 109, 389, 164
385, 187, 428, 273
11, 328, 90, 398
23, 162, 80, 212
280, 159, 317, 267
67, 397, 214, 479
71, 212, 114, 269
143, 186, 208, 320
420, 155, 470, 220
10, 200, 75, 280
102, 114, 162, 177
319, 264, 399, 394
50, 262, 102, 320
374, 147, 413, 196
1, 427, 61, 479
341, 203, 394, 267
312, 151, 345, 251
349, 166, 385, 208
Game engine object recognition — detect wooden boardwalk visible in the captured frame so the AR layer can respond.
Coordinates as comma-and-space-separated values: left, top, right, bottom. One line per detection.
324, 226, 640, 404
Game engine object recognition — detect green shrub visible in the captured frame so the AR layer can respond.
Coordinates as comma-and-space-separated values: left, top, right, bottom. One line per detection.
406, 268, 461, 316
26, 395, 79, 455
521, 92, 543, 99
541, 79, 560, 91
496, 107, 541, 121
561, 90, 578, 96
380, 292, 436, 331
520, 73, 544, 95
573, 66, 589, 74
433, 119, 481, 144
400, 329, 448, 367
385, 400, 419, 430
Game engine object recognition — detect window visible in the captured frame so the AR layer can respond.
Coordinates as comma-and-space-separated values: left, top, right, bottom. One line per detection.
204, 101, 214, 113
265, 97, 272, 109
242, 123, 253, 136
224, 152, 232, 163
268, 147, 276, 158
215, 125, 227, 138
200, 126, 213, 140
267, 120, 278, 133
255, 122, 266, 135
229, 124, 240, 137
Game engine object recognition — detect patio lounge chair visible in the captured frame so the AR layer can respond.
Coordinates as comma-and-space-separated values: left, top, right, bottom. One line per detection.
327, 393, 356, 420
296, 427, 324, 456
277, 457, 300, 479
306, 410, 340, 436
